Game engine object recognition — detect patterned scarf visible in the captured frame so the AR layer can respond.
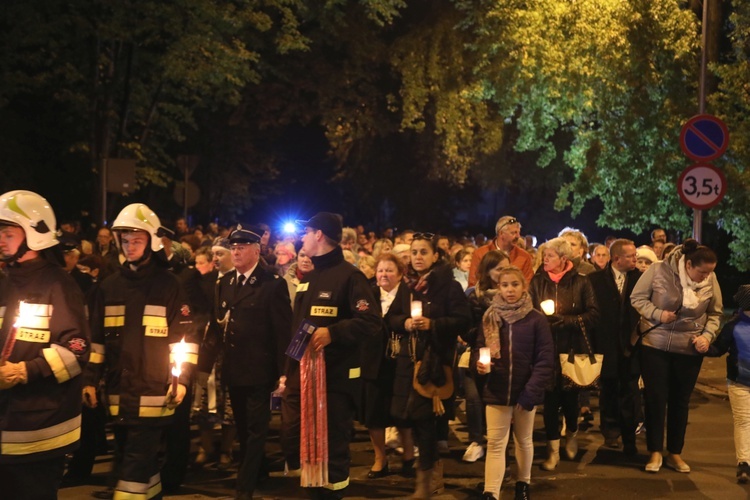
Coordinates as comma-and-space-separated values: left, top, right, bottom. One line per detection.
405, 268, 433, 295
481, 292, 534, 358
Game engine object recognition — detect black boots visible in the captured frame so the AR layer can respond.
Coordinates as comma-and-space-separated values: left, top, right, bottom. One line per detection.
514, 481, 530, 500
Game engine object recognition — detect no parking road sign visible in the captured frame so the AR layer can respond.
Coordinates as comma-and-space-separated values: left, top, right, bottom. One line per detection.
680, 114, 729, 162
677, 163, 726, 210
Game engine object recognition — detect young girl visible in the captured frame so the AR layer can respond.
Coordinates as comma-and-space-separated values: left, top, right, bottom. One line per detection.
706, 284, 750, 483
475, 266, 554, 500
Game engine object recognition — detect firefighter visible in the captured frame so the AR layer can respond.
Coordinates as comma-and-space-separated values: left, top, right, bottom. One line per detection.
83, 203, 198, 500
0, 190, 90, 499
288, 212, 381, 499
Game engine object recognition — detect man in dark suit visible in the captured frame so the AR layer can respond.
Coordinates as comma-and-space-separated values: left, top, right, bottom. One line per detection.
201, 224, 292, 500
589, 239, 641, 454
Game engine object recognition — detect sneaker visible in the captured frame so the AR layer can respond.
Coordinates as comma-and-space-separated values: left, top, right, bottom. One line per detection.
463, 442, 485, 463
437, 440, 450, 455
738, 462, 750, 484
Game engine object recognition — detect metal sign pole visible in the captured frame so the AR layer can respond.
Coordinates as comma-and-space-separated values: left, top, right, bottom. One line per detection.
694, 0, 709, 243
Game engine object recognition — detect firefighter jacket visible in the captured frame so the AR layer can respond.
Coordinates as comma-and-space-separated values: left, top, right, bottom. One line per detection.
288, 246, 381, 396
0, 257, 90, 464
84, 259, 197, 426
199, 264, 292, 387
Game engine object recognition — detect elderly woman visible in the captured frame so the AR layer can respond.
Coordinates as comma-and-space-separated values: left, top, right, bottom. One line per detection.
529, 237, 599, 470
274, 241, 296, 277
388, 234, 471, 498
360, 253, 416, 479
631, 239, 722, 473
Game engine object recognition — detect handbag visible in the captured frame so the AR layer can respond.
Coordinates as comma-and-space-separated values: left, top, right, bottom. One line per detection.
413, 343, 454, 415
559, 316, 603, 391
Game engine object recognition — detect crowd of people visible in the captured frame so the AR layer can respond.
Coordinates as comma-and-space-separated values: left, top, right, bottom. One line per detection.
0, 191, 747, 500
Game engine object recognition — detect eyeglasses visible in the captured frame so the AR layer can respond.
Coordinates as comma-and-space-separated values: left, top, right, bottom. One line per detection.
497, 218, 519, 232
412, 232, 435, 241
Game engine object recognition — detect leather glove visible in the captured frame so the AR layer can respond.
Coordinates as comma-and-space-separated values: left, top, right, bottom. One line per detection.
547, 314, 564, 329
561, 315, 578, 328
83, 385, 98, 408
165, 384, 187, 409
0, 361, 28, 390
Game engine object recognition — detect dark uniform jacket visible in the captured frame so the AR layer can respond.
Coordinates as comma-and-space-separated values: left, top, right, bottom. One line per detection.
588, 265, 641, 378
0, 257, 90, 463
288, 246, 381, 396
85, 259, 197, 426
199, 264, 292, 388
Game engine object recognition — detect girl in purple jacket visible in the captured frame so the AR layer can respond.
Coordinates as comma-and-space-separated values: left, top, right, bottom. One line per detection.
475, 266, 554, 500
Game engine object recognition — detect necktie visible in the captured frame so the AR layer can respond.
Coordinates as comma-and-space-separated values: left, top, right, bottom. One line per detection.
235, 274, 246, 296
616, 273, 624, 294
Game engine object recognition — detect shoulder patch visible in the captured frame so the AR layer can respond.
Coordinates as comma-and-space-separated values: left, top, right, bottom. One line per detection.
68, 337, 87, 354
181, 304, 191, 316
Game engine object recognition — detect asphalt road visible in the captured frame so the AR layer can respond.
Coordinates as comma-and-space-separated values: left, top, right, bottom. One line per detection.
60, 357, 745, 499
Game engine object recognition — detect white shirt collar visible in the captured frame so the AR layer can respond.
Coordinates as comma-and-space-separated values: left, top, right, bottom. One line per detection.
237, 263, 258, 283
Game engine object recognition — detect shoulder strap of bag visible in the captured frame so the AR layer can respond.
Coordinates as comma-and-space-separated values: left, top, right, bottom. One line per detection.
576, 316, 597, 363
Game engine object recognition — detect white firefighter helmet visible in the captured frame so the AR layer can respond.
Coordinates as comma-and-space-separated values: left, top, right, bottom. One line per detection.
0, 190, 58, 250
111, 203, 165, 252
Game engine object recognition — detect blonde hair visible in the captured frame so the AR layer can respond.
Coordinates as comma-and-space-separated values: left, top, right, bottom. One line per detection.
544, 237, 574, 260
497, 266, 527, 287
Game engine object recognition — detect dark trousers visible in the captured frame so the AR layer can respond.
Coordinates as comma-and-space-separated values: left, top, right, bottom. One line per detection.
543, 383, 580, 440
599, 357, 641, 445
640, 346, 703, 454
229, 384, 273, 496
0, 455, 65, 500
413, 416, 439, 470
113, 425, 165, 499
462, 371, 485, 443
281, 389, 301, 469
65, 402, 108, 480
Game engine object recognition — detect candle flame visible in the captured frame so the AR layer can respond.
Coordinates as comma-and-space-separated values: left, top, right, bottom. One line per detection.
13, 300, 32, 328
171, 337, 187, 377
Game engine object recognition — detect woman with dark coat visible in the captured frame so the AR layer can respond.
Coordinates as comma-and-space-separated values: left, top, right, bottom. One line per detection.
475, 266, 554, 500
360, 253, 416, 478
387, 234, 472, 498
528, 237, 599, 471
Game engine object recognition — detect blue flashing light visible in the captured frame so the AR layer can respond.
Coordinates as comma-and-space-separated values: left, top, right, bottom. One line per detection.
282, 222, 297, 234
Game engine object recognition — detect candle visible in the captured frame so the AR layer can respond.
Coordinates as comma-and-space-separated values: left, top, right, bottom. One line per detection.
171, 337, 187, 395
410, 300, 423, 318
1, 301, 29, 365
479, 347, 491, 366
540, 299, 555, 315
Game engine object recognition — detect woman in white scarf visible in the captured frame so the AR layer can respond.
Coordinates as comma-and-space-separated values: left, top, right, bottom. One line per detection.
631, 238, 723, 474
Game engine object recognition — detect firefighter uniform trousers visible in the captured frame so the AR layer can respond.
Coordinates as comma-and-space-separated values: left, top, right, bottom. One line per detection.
113, 425, 165, 499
